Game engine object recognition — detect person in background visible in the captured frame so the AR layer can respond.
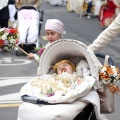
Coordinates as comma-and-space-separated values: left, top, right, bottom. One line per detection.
15, 0, 41, 10
98, 0, 120, 27
85, 0, 94, 18
0, 0, 15, 28
94, 0, 102, 17
114, 0, 120, 16
27, 19, 66, 61
74, 0, 85, 19
8, 0, 17, 27
88, 12, 120, 52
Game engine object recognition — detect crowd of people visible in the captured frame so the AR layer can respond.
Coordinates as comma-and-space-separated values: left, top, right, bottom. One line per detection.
1, 0, 120, 28
45, 0, 120, 27
0, 0, 41, 28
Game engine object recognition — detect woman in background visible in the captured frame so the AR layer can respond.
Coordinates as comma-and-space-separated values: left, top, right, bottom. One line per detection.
94, 0, 102, 17
98, 0, 119, 27
0, 0, 15, 28
114, 0, 120, 16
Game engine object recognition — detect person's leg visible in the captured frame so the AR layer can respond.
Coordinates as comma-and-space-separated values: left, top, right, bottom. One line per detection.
0, 18, 1, 28
1, 19, 8, 28
0, 12, 2, 28
87, 2, 92, 18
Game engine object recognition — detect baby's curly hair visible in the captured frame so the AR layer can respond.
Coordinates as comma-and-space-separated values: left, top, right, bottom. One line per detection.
53, 60, 76, 73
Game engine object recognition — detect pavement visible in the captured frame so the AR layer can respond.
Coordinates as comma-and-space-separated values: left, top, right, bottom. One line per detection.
0, 76, 35, 107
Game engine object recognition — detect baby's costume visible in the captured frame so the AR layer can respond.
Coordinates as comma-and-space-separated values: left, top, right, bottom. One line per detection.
20, 68, 95, 103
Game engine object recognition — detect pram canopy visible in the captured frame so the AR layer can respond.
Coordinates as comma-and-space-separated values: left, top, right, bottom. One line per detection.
38, 39, 102, 88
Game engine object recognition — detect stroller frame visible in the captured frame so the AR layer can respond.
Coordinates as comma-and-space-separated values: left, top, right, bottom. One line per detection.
15, 6, 44, 56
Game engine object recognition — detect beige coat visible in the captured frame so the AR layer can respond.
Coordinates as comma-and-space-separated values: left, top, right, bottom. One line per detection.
89, 13, 120, 51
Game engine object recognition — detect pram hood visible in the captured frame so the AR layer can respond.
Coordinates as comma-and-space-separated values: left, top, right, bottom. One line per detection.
38, 39, 102, 88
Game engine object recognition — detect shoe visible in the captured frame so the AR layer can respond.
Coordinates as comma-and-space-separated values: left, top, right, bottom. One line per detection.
87, 15, 91, 19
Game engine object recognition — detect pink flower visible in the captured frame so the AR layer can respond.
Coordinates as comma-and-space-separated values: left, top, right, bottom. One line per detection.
37, 47, 45, 56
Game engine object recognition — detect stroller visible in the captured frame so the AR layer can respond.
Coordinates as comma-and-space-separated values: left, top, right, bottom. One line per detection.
17, 39, 114, 120
15, 6, 44, 56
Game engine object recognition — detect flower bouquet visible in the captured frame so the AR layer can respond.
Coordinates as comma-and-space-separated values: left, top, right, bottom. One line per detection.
0, 28, 19, 51
35, 44, 45, 58
0, 27, 39, 63
99, 65, 120, 94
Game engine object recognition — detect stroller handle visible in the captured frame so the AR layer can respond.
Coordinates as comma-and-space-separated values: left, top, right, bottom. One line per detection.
39, 10, 44, 22
19, 6, 37, 11
94, 52, 114, 66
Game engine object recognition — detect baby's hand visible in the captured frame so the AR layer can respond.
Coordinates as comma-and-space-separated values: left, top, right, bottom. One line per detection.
27, 53, 34, 59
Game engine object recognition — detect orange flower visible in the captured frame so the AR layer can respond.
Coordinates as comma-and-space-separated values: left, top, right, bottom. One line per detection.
103, 74, 110, 80
108, 84, 120, 95
100, 72, 109, 80
99, 65, 120, 94
106, 66, 113, 74
116, 67, 119, 73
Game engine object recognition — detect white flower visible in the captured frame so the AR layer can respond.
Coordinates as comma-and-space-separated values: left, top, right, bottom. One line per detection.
1, 34, 7, 40
0, 28, 4, 32
0, 28, 19, 51
99, 65, 120, 85
101, 67, 106, 73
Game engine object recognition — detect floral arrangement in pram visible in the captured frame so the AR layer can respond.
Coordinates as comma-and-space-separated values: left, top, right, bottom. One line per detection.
99, 65, 120, 94
0, 28, 19, 51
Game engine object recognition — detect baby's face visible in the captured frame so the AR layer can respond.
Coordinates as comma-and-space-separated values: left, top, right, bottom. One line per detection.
57, 63, 74, 75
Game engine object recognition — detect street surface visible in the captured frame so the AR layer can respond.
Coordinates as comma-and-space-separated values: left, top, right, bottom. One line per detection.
0, 1, 120, 120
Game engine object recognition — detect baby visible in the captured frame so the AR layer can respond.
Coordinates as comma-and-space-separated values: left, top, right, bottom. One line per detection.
30, 60, 83, 96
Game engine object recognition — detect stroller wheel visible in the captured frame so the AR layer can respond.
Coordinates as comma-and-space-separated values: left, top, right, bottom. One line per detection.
16, 50, 19, 56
